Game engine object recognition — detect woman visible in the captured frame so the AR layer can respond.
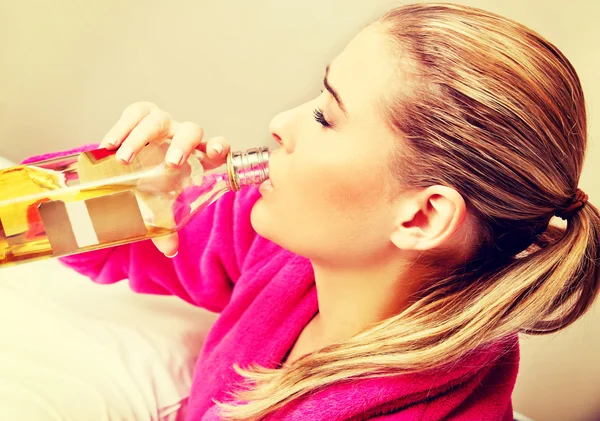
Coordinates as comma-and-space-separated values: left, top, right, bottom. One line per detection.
43, 3, 599, 420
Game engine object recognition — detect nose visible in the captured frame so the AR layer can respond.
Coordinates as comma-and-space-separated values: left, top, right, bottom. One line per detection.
269, 108, 297, 152
271, 132, 283, 146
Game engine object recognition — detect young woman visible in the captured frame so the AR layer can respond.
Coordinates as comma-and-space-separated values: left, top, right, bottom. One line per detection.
39, 3, 599, 420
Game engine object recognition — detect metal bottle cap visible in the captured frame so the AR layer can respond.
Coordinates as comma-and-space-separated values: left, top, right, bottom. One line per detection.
227, 147, 270, 191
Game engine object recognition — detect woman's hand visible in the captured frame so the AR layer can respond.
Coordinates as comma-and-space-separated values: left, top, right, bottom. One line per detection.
99, 102, 231, 258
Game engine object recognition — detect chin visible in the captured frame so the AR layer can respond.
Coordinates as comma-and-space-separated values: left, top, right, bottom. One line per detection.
250, 198, 271, 238
250, 200, 295, 253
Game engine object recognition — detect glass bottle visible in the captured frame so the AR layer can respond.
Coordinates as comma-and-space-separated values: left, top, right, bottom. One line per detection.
0, 142, 270, 268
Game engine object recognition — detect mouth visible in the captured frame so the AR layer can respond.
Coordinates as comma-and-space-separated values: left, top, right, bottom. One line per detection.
259, 179, 274, 193
260, 149, 277, 193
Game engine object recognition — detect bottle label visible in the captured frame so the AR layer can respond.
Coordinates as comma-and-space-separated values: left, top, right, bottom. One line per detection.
38, 190, 148, 254
85, 148, 118, 163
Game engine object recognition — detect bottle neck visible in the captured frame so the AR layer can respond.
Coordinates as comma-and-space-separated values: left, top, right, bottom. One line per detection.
227, 147, 270, 191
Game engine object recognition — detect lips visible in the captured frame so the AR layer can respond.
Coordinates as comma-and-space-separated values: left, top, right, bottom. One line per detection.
259, 179, 273, 193
265, 149, 278, 189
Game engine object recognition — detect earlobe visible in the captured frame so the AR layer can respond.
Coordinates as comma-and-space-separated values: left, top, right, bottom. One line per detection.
389, 186, 466, 252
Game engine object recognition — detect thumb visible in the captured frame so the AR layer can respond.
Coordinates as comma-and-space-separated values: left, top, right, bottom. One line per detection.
137, 192, 180, 258
152, 232, 180, 258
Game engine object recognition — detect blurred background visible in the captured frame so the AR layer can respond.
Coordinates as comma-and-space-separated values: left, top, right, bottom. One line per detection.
1, 0, 598, 420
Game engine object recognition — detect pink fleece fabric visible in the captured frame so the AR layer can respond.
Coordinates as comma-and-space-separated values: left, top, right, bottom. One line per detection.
23, 148, 520, 421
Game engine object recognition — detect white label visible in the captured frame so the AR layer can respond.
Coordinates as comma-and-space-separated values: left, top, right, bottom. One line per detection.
65, 201, 99, 248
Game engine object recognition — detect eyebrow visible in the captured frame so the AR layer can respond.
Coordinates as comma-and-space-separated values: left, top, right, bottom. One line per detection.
324, 65, 347, 116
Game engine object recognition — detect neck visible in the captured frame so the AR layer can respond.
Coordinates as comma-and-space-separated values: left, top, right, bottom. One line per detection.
308, 253, 422, 347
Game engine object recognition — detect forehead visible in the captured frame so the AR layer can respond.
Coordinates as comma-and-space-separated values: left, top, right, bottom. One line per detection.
328, 26, 398, 117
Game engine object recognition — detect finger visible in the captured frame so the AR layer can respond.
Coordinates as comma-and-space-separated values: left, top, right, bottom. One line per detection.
194, 136, 231, 170
165, 121, 205, 167
116, 109, 174, 164
141, 193, 179, 257
100, 102, 158, 149
152, 232, 179, 258
195, 135, 230, 155
203, 136, 231, 160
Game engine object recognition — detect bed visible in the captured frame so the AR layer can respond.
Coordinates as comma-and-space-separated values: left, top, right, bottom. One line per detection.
0, 154, 219, 421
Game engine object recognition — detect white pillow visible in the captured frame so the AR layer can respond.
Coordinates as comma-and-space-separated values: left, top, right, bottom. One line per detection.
0, 156, 14, 168
0, 258, 218, 421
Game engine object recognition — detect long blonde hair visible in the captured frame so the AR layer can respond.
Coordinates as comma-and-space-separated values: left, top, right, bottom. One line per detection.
218, 3, 600, 419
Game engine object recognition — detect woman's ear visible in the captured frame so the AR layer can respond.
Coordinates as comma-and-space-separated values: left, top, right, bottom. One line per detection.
390, 185, 467, 251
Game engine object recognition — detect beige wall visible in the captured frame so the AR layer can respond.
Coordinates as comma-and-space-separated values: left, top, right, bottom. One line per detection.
1, 1, 599, 420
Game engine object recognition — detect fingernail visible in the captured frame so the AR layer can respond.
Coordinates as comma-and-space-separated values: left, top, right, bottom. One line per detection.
212, 143, 223, 155
116, 146, 134, 163
165, 251, 178, 259
166, 148, 184, 166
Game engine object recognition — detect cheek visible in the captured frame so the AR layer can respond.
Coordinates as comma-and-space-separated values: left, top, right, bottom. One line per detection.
255, 150, 394, 262
298, 152, 385, 214
315, 166, 392, 252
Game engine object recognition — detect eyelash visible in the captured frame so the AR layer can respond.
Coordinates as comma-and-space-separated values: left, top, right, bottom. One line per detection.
313, 108, 332, 128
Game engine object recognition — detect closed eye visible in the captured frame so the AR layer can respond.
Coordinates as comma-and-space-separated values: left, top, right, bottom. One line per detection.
313, 108, 332, 128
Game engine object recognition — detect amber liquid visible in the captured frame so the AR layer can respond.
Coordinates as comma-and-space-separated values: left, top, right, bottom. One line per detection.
0, 165, 174, 268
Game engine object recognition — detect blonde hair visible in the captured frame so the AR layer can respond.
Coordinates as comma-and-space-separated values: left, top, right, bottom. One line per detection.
218, 3, 600, 419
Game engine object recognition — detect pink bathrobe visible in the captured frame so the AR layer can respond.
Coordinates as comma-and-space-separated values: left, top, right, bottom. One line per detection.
24, 147, 519, 420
